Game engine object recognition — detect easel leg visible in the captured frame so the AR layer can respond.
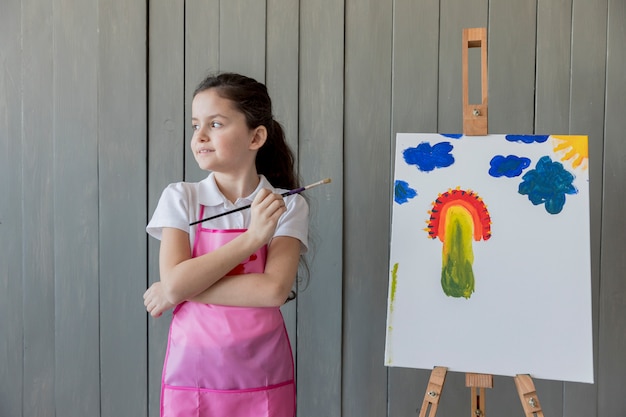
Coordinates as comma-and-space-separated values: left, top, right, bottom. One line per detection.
466, 373, 493, 417
418, 367, 448, 417
470, 386, 486, 417
514, 374, 545, 417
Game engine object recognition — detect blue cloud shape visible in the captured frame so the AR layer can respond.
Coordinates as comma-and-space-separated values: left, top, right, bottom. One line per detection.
394, 180, 417, 204
489, 155, 531, 178
518, 155, 578, 214
403, 142, 454, 172
505, 134, 550, 144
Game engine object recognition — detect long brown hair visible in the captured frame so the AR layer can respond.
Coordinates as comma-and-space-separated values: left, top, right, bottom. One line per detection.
194, 73, 310, 298
193, 73, 299, 190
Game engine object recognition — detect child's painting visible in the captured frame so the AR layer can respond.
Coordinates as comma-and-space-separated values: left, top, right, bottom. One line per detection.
385, 133, 593, 383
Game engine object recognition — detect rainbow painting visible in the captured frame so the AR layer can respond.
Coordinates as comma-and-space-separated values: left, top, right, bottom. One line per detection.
427, 188, 491, 299
384, 133, 593, 384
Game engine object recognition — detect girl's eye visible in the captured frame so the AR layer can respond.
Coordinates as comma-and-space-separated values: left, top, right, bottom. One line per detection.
191, 121, 222, 131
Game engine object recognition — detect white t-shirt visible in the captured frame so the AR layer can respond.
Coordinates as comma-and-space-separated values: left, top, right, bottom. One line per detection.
146, 173, 309, 253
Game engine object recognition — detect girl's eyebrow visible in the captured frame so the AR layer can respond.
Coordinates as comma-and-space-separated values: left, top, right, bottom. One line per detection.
191, 113, 229, 121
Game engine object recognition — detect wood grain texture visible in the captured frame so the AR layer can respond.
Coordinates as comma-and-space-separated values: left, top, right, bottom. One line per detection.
343, 0, 392, 416
297, 0, 344, 416
53, 0, 101, 415
0, 0, 24, 416
148, 1, 185, 415
184, 0, 220, 182
391, 0, 440, 134
535, 0, 572, 134
488, 0, 536, 134
20, 0, 56, 416
98, 1, 148, 416
220, 0, 266, 82
598, 0, 626, 415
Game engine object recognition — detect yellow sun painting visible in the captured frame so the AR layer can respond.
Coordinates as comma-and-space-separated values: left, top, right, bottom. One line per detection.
551, 135, 589, 170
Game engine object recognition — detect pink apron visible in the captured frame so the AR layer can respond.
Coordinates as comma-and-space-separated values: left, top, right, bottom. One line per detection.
160, 206, 295, 417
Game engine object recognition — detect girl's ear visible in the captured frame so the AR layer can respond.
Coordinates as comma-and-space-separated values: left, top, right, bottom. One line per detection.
249, 126, 267, 150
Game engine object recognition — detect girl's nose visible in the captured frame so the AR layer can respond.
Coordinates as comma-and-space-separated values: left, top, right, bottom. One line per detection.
196, 129, 209, 142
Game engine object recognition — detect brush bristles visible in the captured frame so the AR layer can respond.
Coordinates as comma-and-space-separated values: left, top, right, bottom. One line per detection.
304, 178, 332, 190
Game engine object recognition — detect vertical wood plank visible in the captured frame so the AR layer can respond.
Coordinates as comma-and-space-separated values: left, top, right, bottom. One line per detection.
148, 1, 185, 415
266, 0, 299, 170
392, 0, 440, 134
488, 0, 536, 134
98, 0, 148, 416
297, 0, 344, 416
266, 0, 300, 360
20, 0, 56, 416
437, 0, 488, 134
388, 0, 440, 415
344, 1, 392, 415
565, 0, 608, 415
535, 0, 572, 134
0, 1, 24, 416
184, 0, 220, 182
219, 0, 266, 82
53, 0, 101, 415
597, 0, 625, 415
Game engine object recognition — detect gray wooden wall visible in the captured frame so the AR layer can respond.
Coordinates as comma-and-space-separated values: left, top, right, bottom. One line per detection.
1, 0, 624, 416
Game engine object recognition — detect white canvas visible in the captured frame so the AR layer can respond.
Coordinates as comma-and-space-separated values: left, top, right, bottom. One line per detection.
385, 133, 594, 383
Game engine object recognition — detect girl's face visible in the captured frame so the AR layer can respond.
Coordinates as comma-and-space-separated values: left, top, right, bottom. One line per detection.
191, 89, 265, 174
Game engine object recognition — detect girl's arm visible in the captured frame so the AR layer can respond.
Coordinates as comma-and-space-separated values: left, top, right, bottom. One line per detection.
143, 189, 286, 317
143, 234, 300, 316
189, 235, 301, 307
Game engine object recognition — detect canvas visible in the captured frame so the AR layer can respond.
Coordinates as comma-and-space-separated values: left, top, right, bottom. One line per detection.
385, 133, 593, 383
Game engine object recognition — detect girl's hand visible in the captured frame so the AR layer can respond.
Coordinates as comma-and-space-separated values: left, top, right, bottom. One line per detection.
247, 188, 287, 244
143, 282, 176, 317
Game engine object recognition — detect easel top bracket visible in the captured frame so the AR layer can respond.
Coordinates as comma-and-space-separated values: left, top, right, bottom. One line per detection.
462, 27, 488, 136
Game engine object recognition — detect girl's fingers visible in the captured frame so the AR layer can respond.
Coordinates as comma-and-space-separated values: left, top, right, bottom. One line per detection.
248, 189, 287, 243
252, 188, 272, 205
252, 191, 286, 219
253, 189, 284, 206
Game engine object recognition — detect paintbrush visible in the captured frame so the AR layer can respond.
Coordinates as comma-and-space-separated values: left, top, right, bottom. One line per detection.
189, 178, 331, 226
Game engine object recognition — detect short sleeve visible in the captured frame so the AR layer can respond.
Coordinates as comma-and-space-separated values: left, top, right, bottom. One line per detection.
274, 193, 309, 253
146, 183, 195, 240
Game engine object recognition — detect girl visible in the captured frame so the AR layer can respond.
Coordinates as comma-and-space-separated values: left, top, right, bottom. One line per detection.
143, 72, 308, 417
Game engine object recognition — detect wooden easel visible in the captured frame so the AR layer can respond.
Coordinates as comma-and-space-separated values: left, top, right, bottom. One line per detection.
417, 28, 545, 417
462, 27, 488, 135
418, 367, 545, 417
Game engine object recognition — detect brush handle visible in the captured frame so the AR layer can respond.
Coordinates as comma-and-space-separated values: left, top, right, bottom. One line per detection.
189, 204, 251, 226
189, 188, 305, 226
